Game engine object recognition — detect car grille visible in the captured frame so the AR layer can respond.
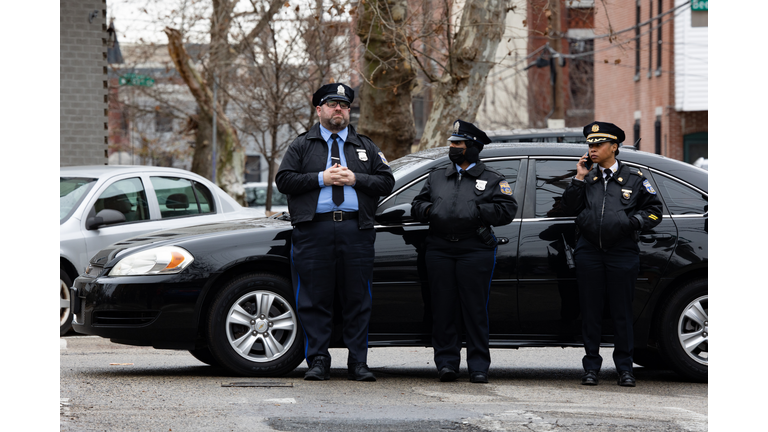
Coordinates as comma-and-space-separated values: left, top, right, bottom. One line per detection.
93, 310, 159, 326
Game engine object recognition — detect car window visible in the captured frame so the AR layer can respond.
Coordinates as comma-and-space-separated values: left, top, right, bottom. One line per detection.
484, 159, 521, 191
653, 174, 708, 215
61, 177, 96, 222
151, 177, 215, 218
245, 185, 288, 207
92, 178, 150, 222
534, 159, 577, 218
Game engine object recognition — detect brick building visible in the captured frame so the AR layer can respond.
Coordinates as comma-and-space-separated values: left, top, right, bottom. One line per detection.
60, 0, 110, 166
593, 0, 708, 163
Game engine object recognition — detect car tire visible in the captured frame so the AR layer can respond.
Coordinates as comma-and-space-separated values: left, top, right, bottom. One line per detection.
206, 273, 304, 377
657, 279, 708, 382
188, 347, 222, 367
60, 269, 73, 337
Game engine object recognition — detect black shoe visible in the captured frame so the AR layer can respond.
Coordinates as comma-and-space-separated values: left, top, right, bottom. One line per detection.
304, 356, 331, 381
348, 363, 376, 381
581, 370, 598, 386
469, 371, 488, 384
438, 367, 458, 382
618, 370, 636, 387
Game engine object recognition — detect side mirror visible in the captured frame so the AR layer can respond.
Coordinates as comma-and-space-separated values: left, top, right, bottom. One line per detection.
376, 203, 414, 224
86, 209, 126, 230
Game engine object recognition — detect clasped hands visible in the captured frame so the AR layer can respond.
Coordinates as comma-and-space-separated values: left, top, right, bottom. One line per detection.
323, 163, 356, 186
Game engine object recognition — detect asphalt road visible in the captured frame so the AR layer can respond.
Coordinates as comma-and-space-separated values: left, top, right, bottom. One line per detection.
60, 336, 707, 432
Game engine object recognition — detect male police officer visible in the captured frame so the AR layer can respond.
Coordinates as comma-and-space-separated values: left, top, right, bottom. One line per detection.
561, 121, 663, 387
275, 83, 395, 381
411, 120, 517, 384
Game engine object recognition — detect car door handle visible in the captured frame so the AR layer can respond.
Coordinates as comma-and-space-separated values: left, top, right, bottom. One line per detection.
639, 233, 673, 242
497, 237, 510, 245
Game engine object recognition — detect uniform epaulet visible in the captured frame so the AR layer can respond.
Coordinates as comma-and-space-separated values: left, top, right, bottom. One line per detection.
632, 169, 644, 177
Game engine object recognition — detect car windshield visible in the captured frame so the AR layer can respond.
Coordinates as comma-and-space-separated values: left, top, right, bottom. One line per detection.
61, 177, 97, 222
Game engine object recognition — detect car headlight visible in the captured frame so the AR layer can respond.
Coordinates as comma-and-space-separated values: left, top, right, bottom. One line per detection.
109, 246, 194, 276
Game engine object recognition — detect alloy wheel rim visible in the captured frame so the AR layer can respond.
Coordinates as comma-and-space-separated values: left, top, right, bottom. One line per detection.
225, 290, 297, 363
677, 295, 708, 366
60, 279, 71, 326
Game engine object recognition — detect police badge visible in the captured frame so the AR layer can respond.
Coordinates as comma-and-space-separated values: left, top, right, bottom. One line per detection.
592, 124, 600, 132
337, 85, 345, 96
475, 180, 487, 191
356, 149, 368, 161
454, 121, 460, 134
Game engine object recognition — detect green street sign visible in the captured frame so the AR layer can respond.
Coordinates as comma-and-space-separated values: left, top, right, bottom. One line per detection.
119, 73, 155, 87
692, 0, 708, 11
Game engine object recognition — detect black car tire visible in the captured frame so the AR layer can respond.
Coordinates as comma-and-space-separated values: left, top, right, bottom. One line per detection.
188, 347, 222, 367
60, 269, 73, 337
206, 273, 304, 377
657, 279, 708, 382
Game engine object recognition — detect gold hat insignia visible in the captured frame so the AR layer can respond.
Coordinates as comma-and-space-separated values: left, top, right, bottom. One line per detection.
592, 124, 600, 132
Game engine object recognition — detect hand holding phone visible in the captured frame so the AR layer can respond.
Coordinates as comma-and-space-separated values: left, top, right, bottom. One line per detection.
576, 152, 591, 179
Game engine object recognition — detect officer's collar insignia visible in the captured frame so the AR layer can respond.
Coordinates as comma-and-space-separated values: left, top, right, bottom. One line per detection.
592, 124, 600, 132
618, 177, 623, 182
643, 179, 656, 194
593, 176, 598, 181
356, 149, 368, 161
475, 179, 487, 191
500, 180, 512, 195
337, 85, 345, 96
454, 121, 460, 133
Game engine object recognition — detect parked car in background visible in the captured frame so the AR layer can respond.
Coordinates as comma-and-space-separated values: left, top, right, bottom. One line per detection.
60, 166, 261, 335
693, 157, 708, 170
487, 127, 584, 143
72, 143, 707, 382
243, 182, 289, 216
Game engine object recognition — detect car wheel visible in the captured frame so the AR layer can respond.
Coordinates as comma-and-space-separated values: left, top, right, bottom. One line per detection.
60, 269, 73, 337
206, 273, 304, 377
657, 279, 708, 382
188, 347, 221, 367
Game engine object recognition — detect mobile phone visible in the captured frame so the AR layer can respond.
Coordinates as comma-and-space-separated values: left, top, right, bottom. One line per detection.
584, 157, 593, 170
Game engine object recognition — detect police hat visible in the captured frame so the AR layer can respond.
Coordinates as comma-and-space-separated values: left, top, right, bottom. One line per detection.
583, 121, 625, 145
447, 119, 491, 149
312, 83, 354, 107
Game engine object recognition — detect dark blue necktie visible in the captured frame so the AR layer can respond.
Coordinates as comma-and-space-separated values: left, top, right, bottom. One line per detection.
604, 168, 613, 182
330, 134, 344, 206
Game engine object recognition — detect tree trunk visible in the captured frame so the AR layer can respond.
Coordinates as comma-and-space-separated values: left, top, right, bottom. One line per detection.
355, 0, 417, 160
164, 27, 246, 204
416, 0, 509, 150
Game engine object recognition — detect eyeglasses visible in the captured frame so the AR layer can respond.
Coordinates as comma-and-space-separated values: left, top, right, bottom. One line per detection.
324, 100, 350, 109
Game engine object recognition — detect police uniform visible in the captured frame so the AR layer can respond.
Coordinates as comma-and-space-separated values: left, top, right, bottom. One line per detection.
275, 83, 395, 381
560, 121, 663, 387
411, 120, 518, 383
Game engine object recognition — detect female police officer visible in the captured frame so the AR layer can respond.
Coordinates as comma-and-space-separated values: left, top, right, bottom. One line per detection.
561, 121, 663, 387
411, 120, 517, 384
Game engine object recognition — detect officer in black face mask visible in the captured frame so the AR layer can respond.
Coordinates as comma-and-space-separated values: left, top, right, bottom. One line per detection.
411, 120, 518, 384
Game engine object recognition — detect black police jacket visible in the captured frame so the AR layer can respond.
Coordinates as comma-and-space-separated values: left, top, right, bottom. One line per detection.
561, 160, 663, 250
275, 123, 395, 229
410, 161, 518, 240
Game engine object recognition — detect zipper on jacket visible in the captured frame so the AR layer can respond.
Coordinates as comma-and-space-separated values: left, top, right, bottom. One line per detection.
599, 178, 608, 249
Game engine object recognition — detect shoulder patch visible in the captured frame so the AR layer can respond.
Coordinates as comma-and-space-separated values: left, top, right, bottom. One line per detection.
378, 151, 390, 166
499, 180, 513, 195
643, 179, 656, 194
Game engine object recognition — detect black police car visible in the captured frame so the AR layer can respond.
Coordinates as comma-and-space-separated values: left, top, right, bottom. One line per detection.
71, 142, 708, 382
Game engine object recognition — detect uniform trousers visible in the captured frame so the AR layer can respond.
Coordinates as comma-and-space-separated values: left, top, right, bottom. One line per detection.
574, 236, 639, 373
290, 220, 375, 366
425, 236, 497, 374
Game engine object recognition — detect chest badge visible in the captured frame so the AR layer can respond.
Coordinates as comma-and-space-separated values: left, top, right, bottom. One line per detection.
622, 189, 632, 199
475, 179, 487, 191
356, 149, 368, 161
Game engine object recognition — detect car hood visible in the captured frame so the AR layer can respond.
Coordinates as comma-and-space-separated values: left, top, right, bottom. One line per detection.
89, 213, 292, 267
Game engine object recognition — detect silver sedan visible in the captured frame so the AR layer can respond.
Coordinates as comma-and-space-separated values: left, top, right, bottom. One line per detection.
60, 165, 262, 335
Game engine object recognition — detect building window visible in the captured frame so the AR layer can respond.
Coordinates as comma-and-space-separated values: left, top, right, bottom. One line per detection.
647, 0, 653, 79
635, 1, 641, 80
656, 0, 663, 76
155, 109, 173, 133
634, 119, 641, 147
654, 116, 661, 155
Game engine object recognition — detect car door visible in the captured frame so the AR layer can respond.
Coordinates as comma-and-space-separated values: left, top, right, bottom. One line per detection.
369, 157, 524, 339
516, 157, 678, 339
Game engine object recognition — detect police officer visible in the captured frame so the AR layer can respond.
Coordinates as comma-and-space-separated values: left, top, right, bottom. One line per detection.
411, 120, 518, 384
561, 121, 663, 387
275, 83, 395, 382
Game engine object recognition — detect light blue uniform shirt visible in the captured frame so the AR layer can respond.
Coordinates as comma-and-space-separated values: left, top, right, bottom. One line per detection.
455, 162, 476, 174
316, 125, 359, 213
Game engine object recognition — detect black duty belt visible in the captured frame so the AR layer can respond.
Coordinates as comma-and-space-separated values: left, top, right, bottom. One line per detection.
431, 231, 476, 242
312, 211, 359, 222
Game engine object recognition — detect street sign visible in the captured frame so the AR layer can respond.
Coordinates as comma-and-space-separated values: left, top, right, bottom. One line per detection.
119, 73, 155, 87
692, 0, 707, 11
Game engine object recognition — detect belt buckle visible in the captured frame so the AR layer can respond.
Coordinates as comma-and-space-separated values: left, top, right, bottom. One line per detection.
333, 211, 343, 222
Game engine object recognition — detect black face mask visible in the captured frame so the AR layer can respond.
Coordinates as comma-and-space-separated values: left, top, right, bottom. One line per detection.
448, 147, 466, 165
